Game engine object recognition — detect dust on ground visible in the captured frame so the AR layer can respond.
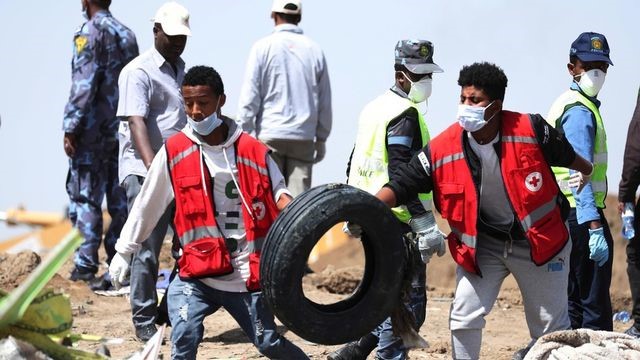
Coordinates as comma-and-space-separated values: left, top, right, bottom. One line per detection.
0, 197, 634, 359
0, 251, 40, 290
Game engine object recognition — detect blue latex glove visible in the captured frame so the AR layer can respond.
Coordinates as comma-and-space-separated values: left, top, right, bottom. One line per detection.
588, 227, 608, 267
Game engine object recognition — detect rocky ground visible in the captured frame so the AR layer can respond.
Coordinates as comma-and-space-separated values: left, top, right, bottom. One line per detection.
0, 197, 634, 359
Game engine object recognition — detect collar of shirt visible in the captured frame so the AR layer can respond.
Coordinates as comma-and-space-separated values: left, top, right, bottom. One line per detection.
150, 46, 185, 74
93, 9, 110, 19
273, 23, 303, 34
570, 82, 601, 108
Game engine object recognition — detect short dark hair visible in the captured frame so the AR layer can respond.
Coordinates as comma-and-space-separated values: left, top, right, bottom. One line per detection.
394, 64, 407, 73
569, 55, 579, 65
90, 0, 111, 9
457, 62, 508, 101
183, 66, 225, 96
274, 12, 301, 25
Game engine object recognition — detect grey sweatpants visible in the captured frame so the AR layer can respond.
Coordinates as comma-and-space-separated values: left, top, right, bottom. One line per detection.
450, 231, 572, 360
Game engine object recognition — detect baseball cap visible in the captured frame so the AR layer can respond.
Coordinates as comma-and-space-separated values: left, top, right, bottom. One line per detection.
395, 40, 443, 74
153, 2, 191, 36
272, 0, 302, 15
570, 32, 613, 65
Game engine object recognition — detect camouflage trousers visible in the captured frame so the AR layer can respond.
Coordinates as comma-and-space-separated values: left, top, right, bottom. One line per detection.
66, 154, 127, 273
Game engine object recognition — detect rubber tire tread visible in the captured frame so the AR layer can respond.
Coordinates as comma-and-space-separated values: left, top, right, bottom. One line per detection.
260, 183, 406, 345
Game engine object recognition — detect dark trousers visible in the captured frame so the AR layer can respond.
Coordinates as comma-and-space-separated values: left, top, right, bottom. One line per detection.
123, 175, 175, 329
66, 150, 127, 272
627, 201, 640, 330
567, 208, 613, 331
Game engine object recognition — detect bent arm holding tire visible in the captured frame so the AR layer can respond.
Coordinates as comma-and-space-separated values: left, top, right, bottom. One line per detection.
376, 146, 434, 208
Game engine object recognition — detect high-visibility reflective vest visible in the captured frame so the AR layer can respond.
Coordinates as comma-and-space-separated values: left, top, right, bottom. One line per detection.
429, 111, 569, 274
547, 90, 608, 208
166, 132, 279, 291
348, 90, 432, 223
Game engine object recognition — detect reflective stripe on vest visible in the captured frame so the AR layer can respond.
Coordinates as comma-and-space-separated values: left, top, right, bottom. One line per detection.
520, 196, 558, 233
237, 156, 269, 176
181, 226, 223, 245
547, 90, 608, 208
348, 90, 432, 223
169, 144, 198, 170
502, 135, 537, 144
432, 152, 465, 171
450, 227, 477, 248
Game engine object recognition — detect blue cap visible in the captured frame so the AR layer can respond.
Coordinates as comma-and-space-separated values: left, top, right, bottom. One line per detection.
570, 32, 613, 65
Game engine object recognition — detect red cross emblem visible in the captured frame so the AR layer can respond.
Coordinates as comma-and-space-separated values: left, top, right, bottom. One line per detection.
525, 172, 543, 192
252, 201, 266, 220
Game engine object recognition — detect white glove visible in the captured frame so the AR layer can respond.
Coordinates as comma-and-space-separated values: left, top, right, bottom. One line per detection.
314, 141, 326, 163
342, 221, 362, 238
109, 252, 133, 290
410, 212, 446, 263
568, 166, 593, 195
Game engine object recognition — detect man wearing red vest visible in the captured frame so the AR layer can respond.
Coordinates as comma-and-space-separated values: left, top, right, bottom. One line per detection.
375, 62, 594, 360
109, 65, 308, 359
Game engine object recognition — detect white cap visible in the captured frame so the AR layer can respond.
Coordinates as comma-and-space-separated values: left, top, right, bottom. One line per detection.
153, 2, 191, 36
271, 0, 302, 15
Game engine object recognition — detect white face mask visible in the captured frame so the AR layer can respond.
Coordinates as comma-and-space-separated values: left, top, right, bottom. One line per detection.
457, 101, 497, 132
401, 72, 433, 103
188, 112, 222, 136
576, 69, 606, 97
187, 99, 223, 136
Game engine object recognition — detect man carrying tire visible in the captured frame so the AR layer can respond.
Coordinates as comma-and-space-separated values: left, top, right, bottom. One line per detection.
329, 39, 447, 360
109, 65, 308, 359
375, 62, 594, 360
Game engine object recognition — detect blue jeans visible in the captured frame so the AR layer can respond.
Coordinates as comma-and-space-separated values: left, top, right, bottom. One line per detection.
373, 261, 427, 360
167, 277, 309, 360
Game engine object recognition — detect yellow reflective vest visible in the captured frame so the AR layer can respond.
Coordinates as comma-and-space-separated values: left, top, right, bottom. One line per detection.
547, 89, 608, 208
348, 90, 432, 223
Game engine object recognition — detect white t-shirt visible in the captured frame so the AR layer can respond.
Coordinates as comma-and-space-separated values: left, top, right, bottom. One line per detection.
468, 133, 514, 228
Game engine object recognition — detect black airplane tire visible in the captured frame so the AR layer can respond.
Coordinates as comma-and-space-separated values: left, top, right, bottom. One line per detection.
260, 183, 406, 345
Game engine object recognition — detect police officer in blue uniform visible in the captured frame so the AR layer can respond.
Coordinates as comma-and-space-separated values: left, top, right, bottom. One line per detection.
62, 0, 138, 286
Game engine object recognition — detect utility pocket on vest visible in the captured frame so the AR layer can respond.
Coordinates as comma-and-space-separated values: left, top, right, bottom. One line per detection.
176, 176, 206, 215
438, 183, 465, 222
178, 237, 233, 279
508, 163, 555, 208
446, 232, 477, 274
526, 208, 568, 265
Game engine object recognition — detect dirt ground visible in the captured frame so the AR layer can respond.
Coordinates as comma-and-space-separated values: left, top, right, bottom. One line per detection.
0, 197, 634, 359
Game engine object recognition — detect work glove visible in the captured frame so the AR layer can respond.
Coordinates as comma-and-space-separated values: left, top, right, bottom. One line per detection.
588, 227, 608, 267
109, 252, 133, 290
342, 221, 362, 238
410, 212, 446, 263
314, 141, 326, 163
568, 166, 593, 195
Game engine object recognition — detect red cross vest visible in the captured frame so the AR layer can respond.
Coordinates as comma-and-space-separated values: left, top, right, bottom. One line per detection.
429, 111, 569, 275
165, 131, 279, 291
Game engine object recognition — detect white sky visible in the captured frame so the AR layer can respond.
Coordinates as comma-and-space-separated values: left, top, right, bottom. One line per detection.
0, 0, 638, 239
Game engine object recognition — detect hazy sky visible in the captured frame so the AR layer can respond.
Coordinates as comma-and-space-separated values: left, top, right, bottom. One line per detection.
0, 0, 638, 239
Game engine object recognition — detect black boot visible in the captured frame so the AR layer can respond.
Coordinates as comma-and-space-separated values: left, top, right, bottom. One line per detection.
327, 333, 377, 360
